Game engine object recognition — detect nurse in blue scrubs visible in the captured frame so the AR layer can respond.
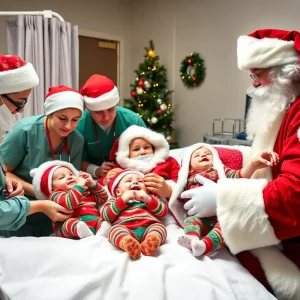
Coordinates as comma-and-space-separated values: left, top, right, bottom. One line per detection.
1, 85, 84, 237
0, 54, 73, 236
78, 74, 146, 178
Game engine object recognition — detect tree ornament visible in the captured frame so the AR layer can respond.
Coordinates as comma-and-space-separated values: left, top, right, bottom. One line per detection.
166, 135, 173, 142
157, 98, 162, 104
151, 117, 158, 124
144, 80, 151, 90
137, 87, 144, 95
148, 49, 155, 58
180, 52, 206, 88
138, 79, 145, 88
160, 103, 167, 111
157, 109, 163, 115
131, 91, 137, 98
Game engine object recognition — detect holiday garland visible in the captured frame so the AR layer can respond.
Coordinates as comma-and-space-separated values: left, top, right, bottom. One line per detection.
180, 52, 206, 87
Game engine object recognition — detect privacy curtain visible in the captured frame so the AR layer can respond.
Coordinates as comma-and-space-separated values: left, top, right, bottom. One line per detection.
6, 15, 79, 119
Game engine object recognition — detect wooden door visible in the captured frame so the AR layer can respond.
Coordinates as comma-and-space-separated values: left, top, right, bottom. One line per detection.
79, 36, 118, 88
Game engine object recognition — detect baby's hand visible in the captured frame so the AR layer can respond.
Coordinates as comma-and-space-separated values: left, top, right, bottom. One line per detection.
135, 190, 151, 204
79, 171, 96, 188
251, 151, 279, 169
121, 190, 136, 203
77, 176, 88, 189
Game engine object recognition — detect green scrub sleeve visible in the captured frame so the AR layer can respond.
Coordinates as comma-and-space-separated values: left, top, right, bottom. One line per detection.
0, 196, 30, 231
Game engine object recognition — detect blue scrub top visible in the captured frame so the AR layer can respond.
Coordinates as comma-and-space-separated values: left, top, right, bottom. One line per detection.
0, 151, 30, 234
77, 106, 146, 166
0, 115, 84, 200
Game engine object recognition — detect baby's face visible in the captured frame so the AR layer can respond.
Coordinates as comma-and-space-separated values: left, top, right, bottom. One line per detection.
129, 138, 154, 158
115, 173, 147, 197
52, 167, 78, 191
190, 148, 213, 172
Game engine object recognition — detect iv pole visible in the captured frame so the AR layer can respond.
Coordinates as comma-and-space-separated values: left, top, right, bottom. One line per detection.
0, 10, 64, 22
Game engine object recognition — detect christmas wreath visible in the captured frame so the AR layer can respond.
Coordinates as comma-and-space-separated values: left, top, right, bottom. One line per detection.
180, 52, 206, 87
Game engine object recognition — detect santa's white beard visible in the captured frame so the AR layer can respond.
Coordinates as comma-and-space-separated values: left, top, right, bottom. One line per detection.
245, 83, 291, 139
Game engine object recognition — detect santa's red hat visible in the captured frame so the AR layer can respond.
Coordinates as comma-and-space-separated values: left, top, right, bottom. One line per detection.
115, 125, 169, 173
44, 85, 84, 115
80, 74, 119, 111
30, 160, 79, 199
0, 54, 39, 94
108, 169, 144, 198
169, 143, 225, 227
237, 29, 300, 70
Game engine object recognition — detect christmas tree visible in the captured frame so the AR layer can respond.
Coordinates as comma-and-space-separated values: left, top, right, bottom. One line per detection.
124, 40, 178, 149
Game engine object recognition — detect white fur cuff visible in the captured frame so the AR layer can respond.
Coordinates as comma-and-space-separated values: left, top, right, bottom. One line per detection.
216, 178, 280, 254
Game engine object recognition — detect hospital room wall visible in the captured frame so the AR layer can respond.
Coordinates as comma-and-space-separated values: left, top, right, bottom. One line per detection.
1, 0, 300, 146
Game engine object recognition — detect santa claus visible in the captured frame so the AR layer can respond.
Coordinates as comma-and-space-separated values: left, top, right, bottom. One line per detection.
181, 29, 300, 300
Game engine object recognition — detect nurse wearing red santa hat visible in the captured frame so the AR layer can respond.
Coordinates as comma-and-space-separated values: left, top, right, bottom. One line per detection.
77, 74, 146, 179
0, 84, 84, 237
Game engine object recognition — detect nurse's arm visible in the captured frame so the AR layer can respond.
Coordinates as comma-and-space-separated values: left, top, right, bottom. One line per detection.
81, 160, 102, 178
0, 196, 30, 231
6, 165, 35, 197
28, 201, 73, 222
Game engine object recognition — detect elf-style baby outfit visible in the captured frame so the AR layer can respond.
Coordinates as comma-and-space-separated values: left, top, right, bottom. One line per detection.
30, 161, 108, 239
102, 169, 168, 259
170, 143, 245, 256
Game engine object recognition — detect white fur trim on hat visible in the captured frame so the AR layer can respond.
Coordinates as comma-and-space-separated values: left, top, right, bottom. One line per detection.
0, 63, 39, 94
116, 125, 169, 173
109, 169, 144, 198
169, 143, 225, 227
84, 86, 119, 111
237, 35, 298, 70
30, 160, 80, 200
44, 91, 84, 115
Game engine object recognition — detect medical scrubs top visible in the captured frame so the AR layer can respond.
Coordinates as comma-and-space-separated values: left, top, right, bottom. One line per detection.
0, 151, 30, 235
0, 115, 84, 200
77, 106, 146, 165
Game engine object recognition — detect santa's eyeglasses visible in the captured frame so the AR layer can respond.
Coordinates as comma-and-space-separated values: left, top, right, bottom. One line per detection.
1, 94, 27, 112
250, 68, 271, 83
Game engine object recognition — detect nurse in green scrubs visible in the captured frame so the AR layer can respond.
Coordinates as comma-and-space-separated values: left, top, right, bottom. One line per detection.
78, 74, 146, 178
0, 54, 72, 236
0, 85, 84, 237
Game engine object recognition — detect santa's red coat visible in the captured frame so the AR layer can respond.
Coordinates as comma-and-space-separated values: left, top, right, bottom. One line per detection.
216, 98, 300, 298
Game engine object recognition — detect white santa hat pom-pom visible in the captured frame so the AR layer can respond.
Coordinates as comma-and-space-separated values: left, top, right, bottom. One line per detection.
30, 168, 38, 178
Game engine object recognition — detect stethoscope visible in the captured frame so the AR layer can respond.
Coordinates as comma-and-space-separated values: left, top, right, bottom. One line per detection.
0, 151, 7, 175
45, 116, 71, 162
92, 118, 116, 163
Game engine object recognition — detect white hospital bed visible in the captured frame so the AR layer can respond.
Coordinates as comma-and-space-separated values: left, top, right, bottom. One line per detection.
0, 146, 276, 300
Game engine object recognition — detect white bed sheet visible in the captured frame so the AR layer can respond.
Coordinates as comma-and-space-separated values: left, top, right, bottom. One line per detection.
0, 146, 274, 300
0, 220, 276, 300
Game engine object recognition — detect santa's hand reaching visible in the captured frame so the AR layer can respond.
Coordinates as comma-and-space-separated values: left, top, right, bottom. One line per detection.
181, 175, 217, 218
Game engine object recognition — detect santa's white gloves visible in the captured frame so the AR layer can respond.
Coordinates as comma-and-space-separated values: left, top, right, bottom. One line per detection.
181, 175, 217, 218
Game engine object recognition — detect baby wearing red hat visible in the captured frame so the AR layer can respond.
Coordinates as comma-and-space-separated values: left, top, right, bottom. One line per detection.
100, 125, 180, 200
30, 161, 110, 238
169, 143, 279, 257
102, 169, 168, 259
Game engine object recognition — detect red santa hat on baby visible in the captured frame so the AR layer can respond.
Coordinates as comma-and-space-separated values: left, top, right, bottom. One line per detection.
0, 54, 39, 94
80, 74, 119, 111
44, 85, 84, 115
108, 169, 144, 198
237, 29, 300, 70
169, 143, 225, 228
30, 160, 79, 199
115, 125, 169, 174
